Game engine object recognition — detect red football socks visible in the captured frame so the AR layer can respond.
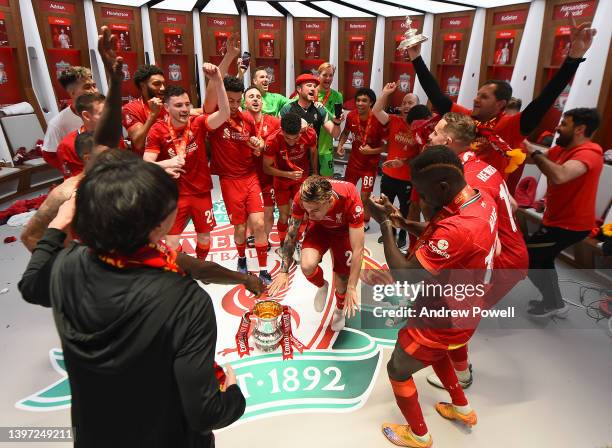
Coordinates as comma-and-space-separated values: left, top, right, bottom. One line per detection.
449, 345, 469, 372
277, 221, 288, 244
195, 242, 210, 260
305, 265, 325, 288
255, 244, 268, 268
432, 355, 468, 406
390, 378, 428, 437
335, 290, 346, 310
236, 241, 246, 258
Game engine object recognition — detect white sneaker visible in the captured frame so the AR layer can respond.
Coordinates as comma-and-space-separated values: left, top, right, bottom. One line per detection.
426, 366, 473, 390
314, 280, 329, 312
331, 308, 345, 332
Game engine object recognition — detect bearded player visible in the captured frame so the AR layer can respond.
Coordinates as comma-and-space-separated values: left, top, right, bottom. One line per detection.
208, 76, 271, 284
144, 64, 229, 260
263, 112, 317, 248
244, 86, 281, 247
368, 147, 498, 448
337, 87, 385, 230
405, 19, 596, 175
269, 176, 364, 332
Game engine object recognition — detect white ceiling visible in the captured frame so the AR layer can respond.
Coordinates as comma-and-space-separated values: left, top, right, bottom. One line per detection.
96, 0, 532, 14
280, 2, 329, 18
95, 0, 148, 6
350, 0, 423, 17
459, 0, 531, 7
201, 0, 239, 15
246, 0, 284, 16
152, 0, 197, 11
313, 1, 374, 18
384, 0, 473, 13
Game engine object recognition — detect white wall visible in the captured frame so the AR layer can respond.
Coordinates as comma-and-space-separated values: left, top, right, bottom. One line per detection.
370, 15, 386, 93
457, 7, 486, 107
19, 0, 58, 123
510, 0, 545, 104
330, 16, 339, 91
240, 12, 250, 87
413, 12, 434, 104
561, 0, 612, 114
286, 15, 295, 96
192, 10, 206, 103
83, 0, 108, 95
141, 5, 155, 65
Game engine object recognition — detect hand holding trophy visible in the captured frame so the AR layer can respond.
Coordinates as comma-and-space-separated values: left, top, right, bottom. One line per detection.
396, 16, 428, 51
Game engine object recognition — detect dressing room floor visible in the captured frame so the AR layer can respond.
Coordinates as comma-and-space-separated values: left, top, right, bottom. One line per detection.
0, 180, 610, 448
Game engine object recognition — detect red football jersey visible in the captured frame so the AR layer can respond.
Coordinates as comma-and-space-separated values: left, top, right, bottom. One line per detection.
264, 127, 317, 188
57, 128, 127, 179
208, 111, 258, 179
291, 179, 364, 230
145, 114, 213, 194
460, 151, 528, 271
122, 98, 168, 131
543, 142, 603, 231
412, 189, 498, 346
451, 103, 524, 175
382, 115, 420, 181
57, 129, 83, 179
345, 110, 386, 171
252, 114, 281, 188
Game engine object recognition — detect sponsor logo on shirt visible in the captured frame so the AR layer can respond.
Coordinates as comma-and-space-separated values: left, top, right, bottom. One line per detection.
428, 239, 450, 258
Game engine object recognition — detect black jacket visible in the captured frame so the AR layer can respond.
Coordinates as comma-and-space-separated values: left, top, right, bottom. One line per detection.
19, 228, 245, 447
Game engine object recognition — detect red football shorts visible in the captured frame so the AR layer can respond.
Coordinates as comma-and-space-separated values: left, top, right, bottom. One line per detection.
220, 174, 264, 225
274, 181, 302, 207
261, 184, 275, 208
301, 225, 352, 276
344, 163, 377, 194
168, 192, 216, 235
396, 328, 468, 366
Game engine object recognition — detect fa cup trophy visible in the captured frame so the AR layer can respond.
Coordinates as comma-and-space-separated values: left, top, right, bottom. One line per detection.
235, 300, 304, 360
397, 16, 428, 51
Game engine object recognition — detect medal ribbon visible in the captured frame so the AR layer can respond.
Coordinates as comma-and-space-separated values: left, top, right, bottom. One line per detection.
356, 113, 373, 146
166, 115, 191, 158
320, 89, 332, 106
280, 137, 304, 174
406, 185, 480, 261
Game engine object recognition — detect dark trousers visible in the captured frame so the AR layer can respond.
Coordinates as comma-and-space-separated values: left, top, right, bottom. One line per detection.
380, 174, 411, 240
526, 225, 589, 309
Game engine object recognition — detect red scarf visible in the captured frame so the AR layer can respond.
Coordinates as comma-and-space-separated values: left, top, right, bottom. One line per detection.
407, 185, 480, 261
471, 114, 513, 157
98, 242, 182, 272
98, 243, 228, 389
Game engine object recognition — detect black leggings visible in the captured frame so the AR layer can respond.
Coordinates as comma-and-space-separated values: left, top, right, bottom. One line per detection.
381, 174, 412, 238
526, 225, 589, 309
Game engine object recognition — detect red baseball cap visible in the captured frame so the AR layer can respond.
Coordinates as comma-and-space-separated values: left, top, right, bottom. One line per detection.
295, 73, 320, 86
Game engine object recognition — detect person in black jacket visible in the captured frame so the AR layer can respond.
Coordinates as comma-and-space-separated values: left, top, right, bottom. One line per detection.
19, 151, 246, 448
18, 27, 246, 448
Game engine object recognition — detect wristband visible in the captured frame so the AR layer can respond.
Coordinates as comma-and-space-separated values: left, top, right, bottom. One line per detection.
531, 149, 544, 158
